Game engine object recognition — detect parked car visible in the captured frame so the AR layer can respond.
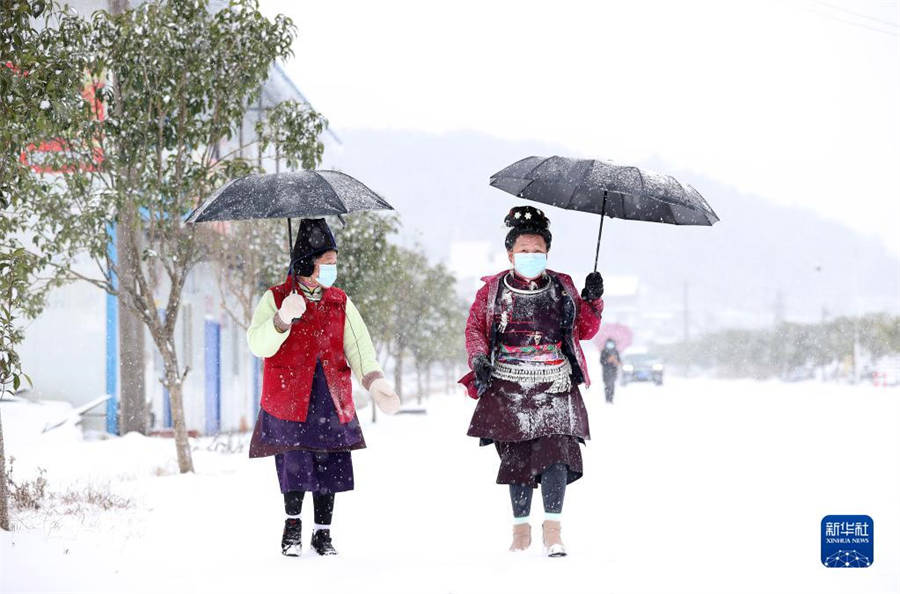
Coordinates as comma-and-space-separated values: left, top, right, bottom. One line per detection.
621, 354, 664, 386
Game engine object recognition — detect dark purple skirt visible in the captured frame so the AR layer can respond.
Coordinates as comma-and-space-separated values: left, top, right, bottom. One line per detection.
249, 362, 365, 458
249, 361, 364, 494
494, 435, 583, 487
468, 375, 588, 487
275, 450, 354, 494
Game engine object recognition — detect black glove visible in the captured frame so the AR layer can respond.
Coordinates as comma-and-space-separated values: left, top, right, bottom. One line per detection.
581, 272, 604, 301
472, 354, 494, 386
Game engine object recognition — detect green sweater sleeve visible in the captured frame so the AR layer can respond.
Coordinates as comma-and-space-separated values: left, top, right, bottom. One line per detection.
343, 297, 384, 390
246, 290, 290, 359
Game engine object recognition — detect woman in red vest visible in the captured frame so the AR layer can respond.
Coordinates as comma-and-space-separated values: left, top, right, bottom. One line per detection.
459, 206, 604, 557
247, 218, 400, 557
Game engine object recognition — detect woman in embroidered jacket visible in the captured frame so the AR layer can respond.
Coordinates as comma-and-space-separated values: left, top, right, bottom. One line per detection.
459, 206, 604, 557
247, 218, 400, 558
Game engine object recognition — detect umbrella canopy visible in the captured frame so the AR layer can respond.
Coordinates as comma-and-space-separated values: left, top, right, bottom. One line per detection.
490, 155, 719, 270
594, 323, 634, 352
490, 155, 718, 226
185, 170, 393, 224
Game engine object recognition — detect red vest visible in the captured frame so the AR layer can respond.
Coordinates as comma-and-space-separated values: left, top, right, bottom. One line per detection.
260, 278, 355, 424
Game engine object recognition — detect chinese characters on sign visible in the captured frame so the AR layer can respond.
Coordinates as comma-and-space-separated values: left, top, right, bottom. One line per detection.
824, 521, 870, 538
821, 515, 873, 568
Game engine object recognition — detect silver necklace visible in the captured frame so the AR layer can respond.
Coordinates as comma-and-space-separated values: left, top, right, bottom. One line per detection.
502, 272, 550, 295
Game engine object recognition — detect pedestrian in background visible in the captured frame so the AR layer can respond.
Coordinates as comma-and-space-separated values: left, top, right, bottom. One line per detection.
600, 339, 621, 403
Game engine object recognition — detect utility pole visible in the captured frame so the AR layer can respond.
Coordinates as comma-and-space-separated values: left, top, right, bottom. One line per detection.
108, 0, 147, 435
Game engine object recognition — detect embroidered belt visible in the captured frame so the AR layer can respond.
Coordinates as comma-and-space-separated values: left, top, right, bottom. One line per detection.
491, 359, 572, 393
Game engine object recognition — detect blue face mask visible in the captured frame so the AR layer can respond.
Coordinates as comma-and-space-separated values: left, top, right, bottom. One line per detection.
513, 252, 547, 279
317, 264, 337, 288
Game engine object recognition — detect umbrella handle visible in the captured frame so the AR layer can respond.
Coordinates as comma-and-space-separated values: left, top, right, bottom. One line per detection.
286, 217, 297, 294
287, 218, 293, 254
593, 191, 608, 272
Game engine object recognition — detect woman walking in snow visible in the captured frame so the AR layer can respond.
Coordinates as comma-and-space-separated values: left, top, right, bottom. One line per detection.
247, 218, 400, 557
600, 339, 621, 403
460, 206, 604, 557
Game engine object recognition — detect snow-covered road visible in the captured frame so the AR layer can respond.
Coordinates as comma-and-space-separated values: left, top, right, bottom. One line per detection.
2, 375, 898, 594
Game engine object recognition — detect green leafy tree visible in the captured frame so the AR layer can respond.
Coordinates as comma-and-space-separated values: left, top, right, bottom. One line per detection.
0, 0, 101, 531
658, 314, 900, 380
373, 244, 469, 405
380, 246, 428, 400
23, 0, 326, 473
333, 211, 400, 352
408, 263, 466, 403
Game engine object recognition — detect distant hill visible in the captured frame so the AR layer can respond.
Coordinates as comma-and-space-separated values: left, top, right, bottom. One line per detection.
323, 129, 899, 337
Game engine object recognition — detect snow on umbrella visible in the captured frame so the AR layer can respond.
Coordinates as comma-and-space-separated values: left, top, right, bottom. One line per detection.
185, 169, 394, 257
185, 170, 393, 223
490, 156, 719, 270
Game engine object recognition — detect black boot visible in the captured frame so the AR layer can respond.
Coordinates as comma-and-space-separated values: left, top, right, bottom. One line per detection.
310, 528, 338, 556
281, 518, 302, 557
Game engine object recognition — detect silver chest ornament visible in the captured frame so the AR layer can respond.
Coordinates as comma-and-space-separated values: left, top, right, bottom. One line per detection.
498, 290, 513, 333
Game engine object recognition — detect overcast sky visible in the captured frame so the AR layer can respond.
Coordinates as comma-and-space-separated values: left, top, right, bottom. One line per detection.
263, 0, 900, 257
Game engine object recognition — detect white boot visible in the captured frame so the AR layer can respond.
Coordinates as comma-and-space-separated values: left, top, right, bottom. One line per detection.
542, 520, 566, 557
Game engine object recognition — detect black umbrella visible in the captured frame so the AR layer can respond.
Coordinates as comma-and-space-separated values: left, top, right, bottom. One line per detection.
490, 156, 719, 271
185, 169, 394, 253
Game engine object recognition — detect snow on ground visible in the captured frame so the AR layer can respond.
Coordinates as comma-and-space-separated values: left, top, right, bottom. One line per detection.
2, 371, 899, 594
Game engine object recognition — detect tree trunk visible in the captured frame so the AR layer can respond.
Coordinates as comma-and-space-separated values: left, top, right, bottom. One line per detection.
160, 340, 194, 473
394, 346, 403, 402
0, 405, 9, 531
118, 263, 146, 434
426, 364, 432, 398
444, 362, 452, 393
416, 362, 423, 406
108, 0, 145, 440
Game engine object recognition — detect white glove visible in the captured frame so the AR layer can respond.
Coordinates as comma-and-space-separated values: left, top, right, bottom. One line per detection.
278, 292, 306, 322
369, 378, 400, 415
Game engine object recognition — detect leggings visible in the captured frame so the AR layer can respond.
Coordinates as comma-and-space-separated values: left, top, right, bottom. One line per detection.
603, 371, 617, 403
283, 490, 335, 525
509, 463, 568, 518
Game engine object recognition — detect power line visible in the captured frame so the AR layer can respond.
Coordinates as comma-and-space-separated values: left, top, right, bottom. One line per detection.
809, 8, 900, 37
806, 1, 900, 37
812, 0, 899, 29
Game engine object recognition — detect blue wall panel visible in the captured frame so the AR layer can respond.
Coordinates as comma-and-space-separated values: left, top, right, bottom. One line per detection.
204, 320, 221, 434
